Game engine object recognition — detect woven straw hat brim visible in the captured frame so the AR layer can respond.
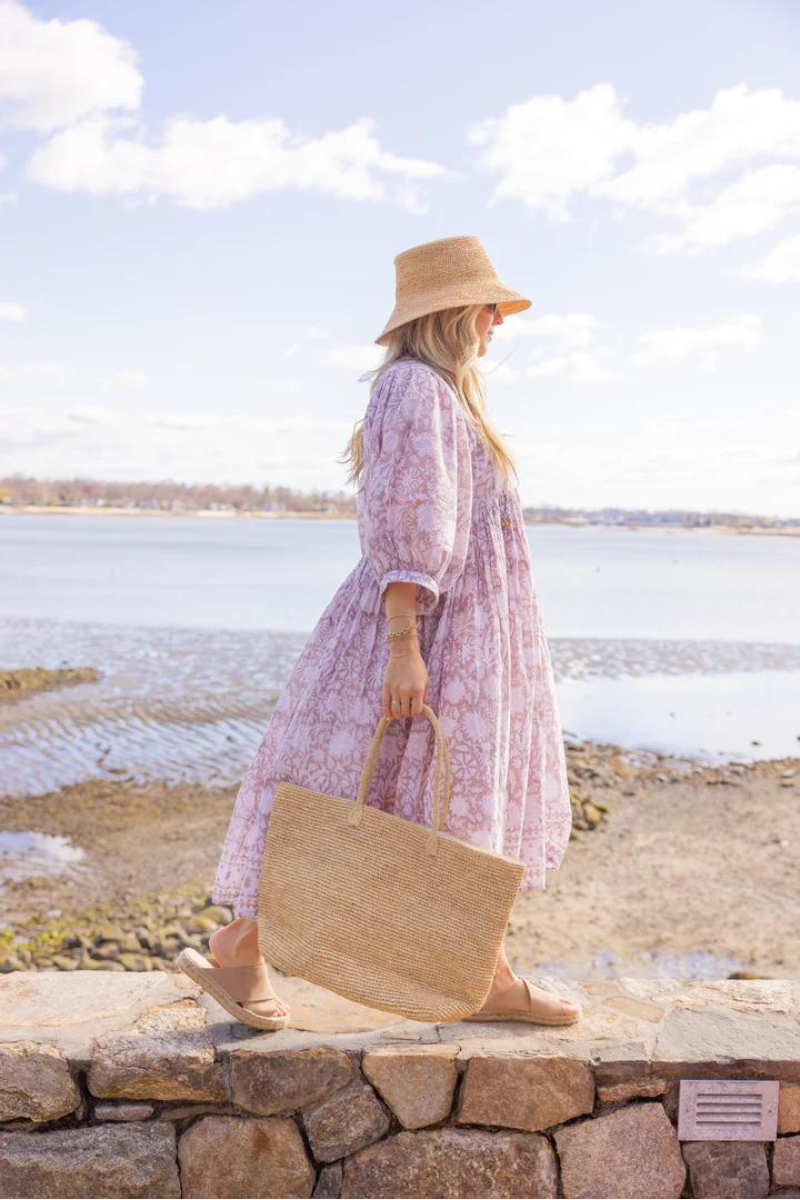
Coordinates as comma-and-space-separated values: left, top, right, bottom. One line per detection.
374, 235, 532, 347
375, 284, 530, 346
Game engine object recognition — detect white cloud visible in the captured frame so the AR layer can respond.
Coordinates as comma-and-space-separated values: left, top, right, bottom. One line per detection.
525, 350, 616, 382
0, 364, 313, 395
493, 311, 617, 382
599, 85, 800, 211
3, 1, 448, 211
0, 0, 141, 132
503, 425, 799, 515
0, 402, 356, 487
647, 164, 800, 256
480, 361, 522, 385
496, 309, 766, 381
283, 327, 333, 357
495, 313, 606, 346
467, 82, 637, 222
628, 440, 797, 472
0, 301, 28, 321
736, 232, 800, 283
92, 370, 152, 389
0, 361, 156, 389
320, 344, 384, 373
0, 361, 76, 386
3, 401, 796, 514
26, 111, 450, 212
631, 315, 762, 369
249, 377, 303, 394
468, 82, 800, 254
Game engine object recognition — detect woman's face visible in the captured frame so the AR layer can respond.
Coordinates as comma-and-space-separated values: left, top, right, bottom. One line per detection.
476, 302, 504, 356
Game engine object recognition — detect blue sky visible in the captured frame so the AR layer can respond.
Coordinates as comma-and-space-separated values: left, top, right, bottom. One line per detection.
1, 0, 799, 516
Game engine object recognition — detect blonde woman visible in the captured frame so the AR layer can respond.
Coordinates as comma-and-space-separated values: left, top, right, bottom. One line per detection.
178, 235, 582, 1029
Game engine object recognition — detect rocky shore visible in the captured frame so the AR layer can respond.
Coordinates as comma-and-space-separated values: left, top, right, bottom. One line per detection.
2, 737, 798, 980
0, 665, 100, 701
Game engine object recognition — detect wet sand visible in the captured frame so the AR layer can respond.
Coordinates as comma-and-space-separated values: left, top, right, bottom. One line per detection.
511, 747, 800, 980
2, 740, 798, 980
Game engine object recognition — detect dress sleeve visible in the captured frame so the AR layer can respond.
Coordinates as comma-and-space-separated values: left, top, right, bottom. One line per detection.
360, 363, 473, 616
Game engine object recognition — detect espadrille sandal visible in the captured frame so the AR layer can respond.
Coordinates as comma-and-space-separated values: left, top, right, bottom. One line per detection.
463, 976, 582, 1026
176, 947, 290, 1030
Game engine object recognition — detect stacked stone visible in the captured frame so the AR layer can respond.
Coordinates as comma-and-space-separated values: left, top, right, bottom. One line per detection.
2, 975, 800, 1197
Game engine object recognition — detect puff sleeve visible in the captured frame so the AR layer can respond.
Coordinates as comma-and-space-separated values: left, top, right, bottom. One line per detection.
359, 362, 473, 616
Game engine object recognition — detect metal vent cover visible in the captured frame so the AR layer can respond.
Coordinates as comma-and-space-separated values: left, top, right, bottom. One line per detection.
678, 1079, 779, 1141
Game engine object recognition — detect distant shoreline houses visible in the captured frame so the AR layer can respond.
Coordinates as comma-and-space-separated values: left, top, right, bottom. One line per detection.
0, 475, 797, 532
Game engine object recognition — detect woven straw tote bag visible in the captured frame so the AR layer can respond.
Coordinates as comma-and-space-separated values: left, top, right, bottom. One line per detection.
256, 703, 526, 1022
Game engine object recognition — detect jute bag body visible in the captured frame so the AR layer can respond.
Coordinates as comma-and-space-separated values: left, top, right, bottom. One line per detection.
257, 703, 525, 1022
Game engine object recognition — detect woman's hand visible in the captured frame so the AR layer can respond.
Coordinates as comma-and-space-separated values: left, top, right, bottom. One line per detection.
382, 641, 429, 720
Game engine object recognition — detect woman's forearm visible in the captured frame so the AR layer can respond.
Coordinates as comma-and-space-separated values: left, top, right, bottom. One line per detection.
383, 580, 417, 623
381, 581, 428, 718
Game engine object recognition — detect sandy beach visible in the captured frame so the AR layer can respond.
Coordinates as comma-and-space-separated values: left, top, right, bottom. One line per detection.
2, 737, 798, 981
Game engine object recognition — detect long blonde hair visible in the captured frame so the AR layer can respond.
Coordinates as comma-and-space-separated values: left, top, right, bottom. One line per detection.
339, 304, 519, 491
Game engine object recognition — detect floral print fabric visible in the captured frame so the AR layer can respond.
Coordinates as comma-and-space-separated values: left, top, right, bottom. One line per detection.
212, 357, 572, 918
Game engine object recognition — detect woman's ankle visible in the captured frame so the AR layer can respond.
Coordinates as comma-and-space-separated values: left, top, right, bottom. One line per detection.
490, 946, 518, 991
210, 918, 262, 965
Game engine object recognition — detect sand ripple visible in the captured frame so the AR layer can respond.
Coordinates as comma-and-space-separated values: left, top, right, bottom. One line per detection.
1, 617, 799, 799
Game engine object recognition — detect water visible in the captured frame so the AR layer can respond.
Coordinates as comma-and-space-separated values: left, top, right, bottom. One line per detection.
2, 514, 799, 640
0, 512, 359, 632
1, 513, 799, 800
0, 830, 86, 884
535, 946, 748, 981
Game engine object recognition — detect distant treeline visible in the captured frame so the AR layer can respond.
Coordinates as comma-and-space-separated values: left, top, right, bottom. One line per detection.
0, 475, 356, 515
518, 505, 800, 530
0, 474, 797, 529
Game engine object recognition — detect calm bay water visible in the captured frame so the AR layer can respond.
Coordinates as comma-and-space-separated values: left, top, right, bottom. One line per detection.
1, 512, 799, 798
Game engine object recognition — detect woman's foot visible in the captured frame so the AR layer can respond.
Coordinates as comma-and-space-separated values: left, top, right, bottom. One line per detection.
478, 973, 581, 1021
207, 919, 289, 1018
470, 946, 581, 1023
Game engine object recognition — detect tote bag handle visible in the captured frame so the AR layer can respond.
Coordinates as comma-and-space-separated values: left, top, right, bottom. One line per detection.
347, 703, 452, 856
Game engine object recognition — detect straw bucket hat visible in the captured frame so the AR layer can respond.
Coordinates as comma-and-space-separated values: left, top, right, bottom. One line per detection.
374, 234, 531, 346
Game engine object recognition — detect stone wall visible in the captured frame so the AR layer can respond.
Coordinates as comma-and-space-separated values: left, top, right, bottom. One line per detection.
1, 971, 800, 1197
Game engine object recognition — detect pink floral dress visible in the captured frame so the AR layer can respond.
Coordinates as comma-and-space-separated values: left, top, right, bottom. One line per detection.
212, 356, 572, 918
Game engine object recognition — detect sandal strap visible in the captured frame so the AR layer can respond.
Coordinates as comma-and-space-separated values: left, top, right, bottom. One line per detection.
490, 974, 522, 997
477, 976, 535, 1016
208, 962, 278, 1004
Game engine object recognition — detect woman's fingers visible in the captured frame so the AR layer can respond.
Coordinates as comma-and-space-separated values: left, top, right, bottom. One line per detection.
382, 657, 429, 720
398, 688, 425, 718
383, 687, 426, 719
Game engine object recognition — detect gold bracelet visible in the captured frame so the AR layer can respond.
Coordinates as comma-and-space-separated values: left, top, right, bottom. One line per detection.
386, 618, 420, 643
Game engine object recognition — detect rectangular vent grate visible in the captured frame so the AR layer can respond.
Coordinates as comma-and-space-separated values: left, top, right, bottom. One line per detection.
678, 1079, 779, 1141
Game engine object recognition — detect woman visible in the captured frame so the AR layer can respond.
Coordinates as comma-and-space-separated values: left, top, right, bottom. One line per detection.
178, 235, 582, 1029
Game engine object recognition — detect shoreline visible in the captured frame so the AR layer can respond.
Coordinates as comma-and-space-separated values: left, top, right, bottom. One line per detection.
2, 737, 798, 980
1, 505, 797, 536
